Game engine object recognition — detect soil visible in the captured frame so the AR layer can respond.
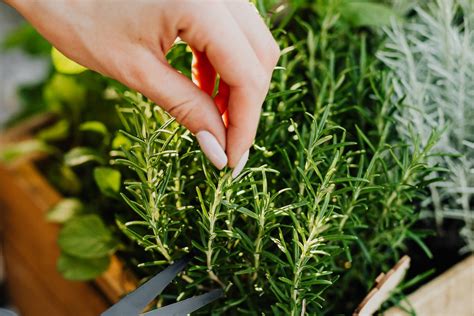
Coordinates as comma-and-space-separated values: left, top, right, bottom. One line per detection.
405, 218, 469, 291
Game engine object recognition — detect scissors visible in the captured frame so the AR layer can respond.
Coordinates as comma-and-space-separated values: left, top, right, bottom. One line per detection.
102, 253, 224, 316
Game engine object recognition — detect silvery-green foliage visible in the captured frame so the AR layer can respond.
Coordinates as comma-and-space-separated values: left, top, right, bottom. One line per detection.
391, 0, 420, 15
378, 0, 474, 253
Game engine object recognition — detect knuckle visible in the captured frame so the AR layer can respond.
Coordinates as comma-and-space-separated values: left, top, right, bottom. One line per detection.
113, 52, 156, 91
129, 66, 151, 89
167, 97, 199, 127
115, 63, 148, 90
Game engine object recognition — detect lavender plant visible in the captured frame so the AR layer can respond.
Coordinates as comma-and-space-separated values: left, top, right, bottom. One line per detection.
378, 0, 474, 253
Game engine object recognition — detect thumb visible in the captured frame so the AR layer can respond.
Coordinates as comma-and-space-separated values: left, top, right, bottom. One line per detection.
125, 50, 227, 169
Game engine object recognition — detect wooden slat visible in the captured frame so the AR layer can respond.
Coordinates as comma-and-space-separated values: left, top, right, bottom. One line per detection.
0, 113, 55, 145
95, 255, 137, 304
385, 255, 474, 316
355, 256, 411, 316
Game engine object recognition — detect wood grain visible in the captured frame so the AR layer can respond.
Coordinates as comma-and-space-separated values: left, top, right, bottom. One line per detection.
385, 255, 474, 316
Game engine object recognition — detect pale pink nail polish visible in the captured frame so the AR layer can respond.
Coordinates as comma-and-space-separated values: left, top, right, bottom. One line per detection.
196, 131, 228, 170
232, 150, 249, 179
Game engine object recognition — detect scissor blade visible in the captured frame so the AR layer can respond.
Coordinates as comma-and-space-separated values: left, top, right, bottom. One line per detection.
141, 289, 224, 316
102, 253, 193, 316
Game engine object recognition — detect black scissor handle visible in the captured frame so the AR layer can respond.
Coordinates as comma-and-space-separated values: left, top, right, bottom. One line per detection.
142, 289, 224, 316
102, 253, 193, 316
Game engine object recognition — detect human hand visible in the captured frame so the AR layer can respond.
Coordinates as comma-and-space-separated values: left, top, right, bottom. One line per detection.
7, 0, 280, 176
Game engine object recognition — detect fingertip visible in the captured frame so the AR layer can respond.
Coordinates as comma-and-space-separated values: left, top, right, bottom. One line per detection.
232, 149, 249, 179
196, 130, 228, 170
226, 127, 254, 168
225, 97, 260, 168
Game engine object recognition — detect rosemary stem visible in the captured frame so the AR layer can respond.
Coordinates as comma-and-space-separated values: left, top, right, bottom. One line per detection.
205, 174, 228, 287
146, 142, 171, 262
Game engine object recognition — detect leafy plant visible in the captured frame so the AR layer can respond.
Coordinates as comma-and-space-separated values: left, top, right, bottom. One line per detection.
57, 214, 117, 280
378, 0, 474, 253
106, 2, 441, 313
1, 0, 445, 313
2, 34, 128, 279
46, 198, 83, 223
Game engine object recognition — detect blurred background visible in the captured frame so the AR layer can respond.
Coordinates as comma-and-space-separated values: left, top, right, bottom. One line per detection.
0, 2, 49, 128
0, 3, 123, 314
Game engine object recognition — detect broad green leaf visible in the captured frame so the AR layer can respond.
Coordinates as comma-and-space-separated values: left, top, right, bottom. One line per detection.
80, 121, 108, 136
94, 167, 121, 198
44, 74, 86, 111
51, 47, 87, 74
46, 198, 83, 223
0, 139, 54, 163
37, 119, 70, 141
340, 1, 400, 27
58, 214, 117, 258
57, 252, 109, 280
64, 147, 105, 167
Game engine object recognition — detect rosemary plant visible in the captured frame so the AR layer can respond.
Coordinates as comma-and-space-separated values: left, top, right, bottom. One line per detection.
110, 1, 441, 314
378, 0, 474, 253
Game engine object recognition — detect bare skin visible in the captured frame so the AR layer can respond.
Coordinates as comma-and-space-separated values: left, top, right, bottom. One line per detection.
5, 0, 280, 173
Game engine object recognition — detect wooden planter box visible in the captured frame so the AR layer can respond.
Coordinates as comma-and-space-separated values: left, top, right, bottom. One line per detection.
0, 116, 136, 316
385, 255, 474, 316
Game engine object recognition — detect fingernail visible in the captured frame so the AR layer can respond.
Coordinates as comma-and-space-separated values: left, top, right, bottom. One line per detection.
196, 131, 228, 170
232, 150, 249, 179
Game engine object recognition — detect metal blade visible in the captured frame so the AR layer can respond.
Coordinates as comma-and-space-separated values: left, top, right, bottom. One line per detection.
142, 289, 224, 316
102, 253, 193, 316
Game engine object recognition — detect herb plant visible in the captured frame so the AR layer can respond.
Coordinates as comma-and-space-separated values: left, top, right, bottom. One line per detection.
108, 1, 441, 314
378, 0, 474, 253
1, 0, 446, 314
2, 31, 128, 280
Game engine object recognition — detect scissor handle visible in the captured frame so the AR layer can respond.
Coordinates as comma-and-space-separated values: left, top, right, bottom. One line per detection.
142, 289, 224, 316
102, 253, 193, 316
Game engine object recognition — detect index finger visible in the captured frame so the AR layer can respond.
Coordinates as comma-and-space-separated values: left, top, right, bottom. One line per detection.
179, 3, 271, 167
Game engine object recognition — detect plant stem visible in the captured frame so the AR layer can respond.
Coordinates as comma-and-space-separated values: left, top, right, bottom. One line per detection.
252, 207, 265, 281
146, 140, 171, 262
205, 174, 229, 287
